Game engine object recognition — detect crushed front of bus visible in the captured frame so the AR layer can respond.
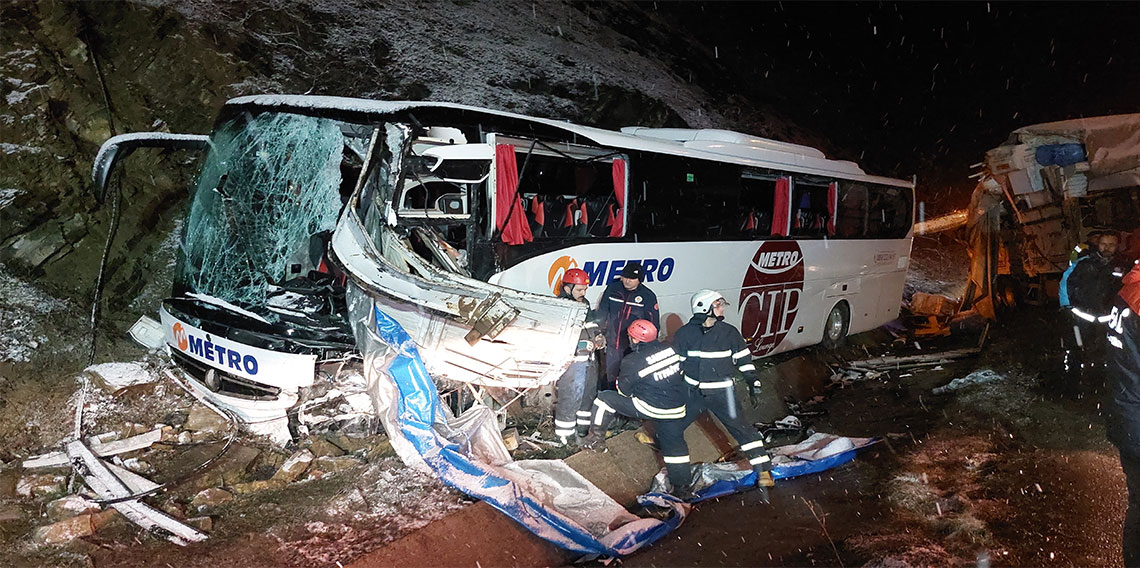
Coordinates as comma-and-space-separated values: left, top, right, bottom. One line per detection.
160, 107, 585, 440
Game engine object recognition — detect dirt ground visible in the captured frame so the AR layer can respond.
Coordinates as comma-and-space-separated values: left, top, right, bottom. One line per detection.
621, 306, 1126, 567
0, 233, 1131, 567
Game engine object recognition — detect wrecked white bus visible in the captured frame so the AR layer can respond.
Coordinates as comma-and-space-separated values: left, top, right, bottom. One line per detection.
962, 114, 1140, 316
93, 95, 914, 438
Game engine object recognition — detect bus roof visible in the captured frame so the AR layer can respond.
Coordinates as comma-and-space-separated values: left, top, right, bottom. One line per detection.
226, 95, 914, 189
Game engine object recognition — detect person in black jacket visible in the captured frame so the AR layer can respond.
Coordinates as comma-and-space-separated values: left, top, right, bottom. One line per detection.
673, 289, 774, 499
582, 319, 692, 496
596, 262, 660, 390
1061, 232, 1124, 382
551, 268, 604, 444
1105, 264, 1140, 567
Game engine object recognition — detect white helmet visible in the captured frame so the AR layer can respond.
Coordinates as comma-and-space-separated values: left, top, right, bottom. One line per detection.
691, 289, 727, 315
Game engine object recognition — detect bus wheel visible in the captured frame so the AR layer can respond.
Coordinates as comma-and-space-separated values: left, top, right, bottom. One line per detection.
822, 302, 850, 350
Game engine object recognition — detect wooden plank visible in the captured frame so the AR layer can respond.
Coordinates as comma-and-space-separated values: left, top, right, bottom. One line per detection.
65, 441, 205, 546
104, 462, 160, 494
24, 429, 163, 469
848, 348, 980, 369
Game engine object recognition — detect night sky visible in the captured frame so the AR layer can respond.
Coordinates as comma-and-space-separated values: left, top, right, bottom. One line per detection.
649, 1, 1140, 213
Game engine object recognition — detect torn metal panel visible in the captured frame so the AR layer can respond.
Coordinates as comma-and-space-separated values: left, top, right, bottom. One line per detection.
332, 204, 586, 390
65, 440, 206, 546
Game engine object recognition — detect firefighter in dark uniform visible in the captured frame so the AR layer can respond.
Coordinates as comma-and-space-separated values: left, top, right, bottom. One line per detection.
582, 319, 693, 496
551, 268, 605, 444
673, 289, 774, 500
597, 262, 660, 390
1104, 264, 1140, 567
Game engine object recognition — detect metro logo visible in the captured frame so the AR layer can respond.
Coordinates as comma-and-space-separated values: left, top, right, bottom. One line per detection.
739, 241, 805, 356
547, 255, 580, 294
173, 323, 189, 351
547, 255, 676, 293
170, 323, 260, 376
752, 250, 802, 274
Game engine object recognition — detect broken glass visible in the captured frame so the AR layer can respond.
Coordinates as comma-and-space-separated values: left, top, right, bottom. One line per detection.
176, 112, 345, 318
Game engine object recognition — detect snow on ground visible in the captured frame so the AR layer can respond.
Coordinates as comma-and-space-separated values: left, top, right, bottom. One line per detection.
0, 266, 72, 363
270, 458, 471, 567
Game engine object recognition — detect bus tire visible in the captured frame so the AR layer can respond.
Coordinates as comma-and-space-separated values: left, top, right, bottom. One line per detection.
821, 302, 850, 350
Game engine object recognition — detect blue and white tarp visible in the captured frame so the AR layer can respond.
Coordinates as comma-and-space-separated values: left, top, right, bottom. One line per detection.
653, 433, 878, 503
348, 289, 687, 557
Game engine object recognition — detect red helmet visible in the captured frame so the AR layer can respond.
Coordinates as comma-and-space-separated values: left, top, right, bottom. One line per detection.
562, 268, 590, 286
627, 319, 658, 343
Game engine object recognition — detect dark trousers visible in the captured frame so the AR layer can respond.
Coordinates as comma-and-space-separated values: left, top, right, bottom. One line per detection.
1120, 447, 1140, 567
682, 384, 772, 471
591, 390, 691, 489
553, 360, 598, 438
601, 340, 625, 391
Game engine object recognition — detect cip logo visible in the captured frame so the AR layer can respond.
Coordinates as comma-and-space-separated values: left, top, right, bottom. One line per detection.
739, 241, 805, 356
547, 255, 580, 295
173, 322, 189, 351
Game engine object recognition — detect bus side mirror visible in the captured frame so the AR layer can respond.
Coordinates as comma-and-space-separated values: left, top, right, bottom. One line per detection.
92, 132, 210, 202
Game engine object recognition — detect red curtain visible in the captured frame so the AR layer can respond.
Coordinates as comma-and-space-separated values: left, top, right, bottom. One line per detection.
609, 159, 627, 237
827, 182, 838, 236
495, 144, 533, 245
771, 176, 790, 236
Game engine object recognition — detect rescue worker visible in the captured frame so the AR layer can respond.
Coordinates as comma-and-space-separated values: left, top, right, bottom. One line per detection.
597, 262, 660, 390
673, 289, 774, 500
551, 268, 605, 444
1104, 264, 1140, 566
1061, 231, 1124, 378
582, 320, 692, 497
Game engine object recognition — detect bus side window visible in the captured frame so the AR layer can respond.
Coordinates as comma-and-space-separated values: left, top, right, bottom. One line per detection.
740, 175, 775, 238
791, 179, 830, 237
867, 185, 912, 238
837, 182, 869, 238
513, 150, 624, 239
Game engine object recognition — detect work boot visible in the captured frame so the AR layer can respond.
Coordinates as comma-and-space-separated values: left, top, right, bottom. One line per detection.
580, 429, 607, 451
754, 467, 774, 504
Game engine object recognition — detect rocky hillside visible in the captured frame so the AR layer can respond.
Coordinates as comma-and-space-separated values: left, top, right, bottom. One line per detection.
0, 0, 820, 367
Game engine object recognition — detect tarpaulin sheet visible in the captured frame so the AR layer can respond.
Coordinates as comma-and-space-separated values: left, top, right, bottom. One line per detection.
356, 296, 686, 557
670, 433, 878, 503
1015, 113, 1140, 177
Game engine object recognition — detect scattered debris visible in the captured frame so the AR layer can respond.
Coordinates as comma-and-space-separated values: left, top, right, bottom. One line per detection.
910, 292, 960, 318
46, 495, 100, 521
190, 487, 234, 512
847, 347, 981, 372
67, 439, 207, 545
932, 369, 1004, 395
272, 449, 314, 483
85, 361, 157, 391
15, 473, 65, 499
183, 404, 230, 434
32, 512, 97, 546
24, 427, 164, 469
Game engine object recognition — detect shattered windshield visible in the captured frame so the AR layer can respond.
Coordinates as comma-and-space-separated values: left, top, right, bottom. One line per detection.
175, 112, 347, 318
